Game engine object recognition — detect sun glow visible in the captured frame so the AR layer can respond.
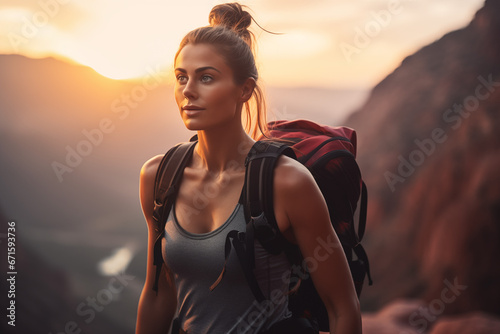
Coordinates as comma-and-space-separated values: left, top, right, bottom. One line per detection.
47, 2, 188, 80
0, 0, 485, 86
1, 1, 212, 81
66, 48, 171, 81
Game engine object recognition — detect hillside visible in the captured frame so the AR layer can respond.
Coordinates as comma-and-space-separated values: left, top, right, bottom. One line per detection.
346, 0, 500, 318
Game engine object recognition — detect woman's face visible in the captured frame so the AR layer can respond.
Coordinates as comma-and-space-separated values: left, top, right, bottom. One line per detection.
174, 43, 244, 132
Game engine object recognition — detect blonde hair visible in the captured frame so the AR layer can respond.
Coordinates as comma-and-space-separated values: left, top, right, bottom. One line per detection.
174, 2, 268, 139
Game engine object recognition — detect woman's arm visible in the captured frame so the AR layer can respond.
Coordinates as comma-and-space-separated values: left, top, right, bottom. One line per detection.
274, 156, 362, 334
135, 156, 177, 334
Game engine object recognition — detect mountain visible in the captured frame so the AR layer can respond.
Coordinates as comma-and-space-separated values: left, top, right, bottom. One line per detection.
346, 0, 500, 318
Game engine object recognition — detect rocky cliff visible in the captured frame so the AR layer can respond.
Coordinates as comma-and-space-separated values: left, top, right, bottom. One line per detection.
346, 0, 500, 320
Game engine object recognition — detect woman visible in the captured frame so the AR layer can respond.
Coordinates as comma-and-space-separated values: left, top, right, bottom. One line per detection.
135, 3, 361, 333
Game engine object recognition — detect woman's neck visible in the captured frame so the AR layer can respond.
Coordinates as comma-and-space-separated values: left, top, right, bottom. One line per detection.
194, 125, 255, 173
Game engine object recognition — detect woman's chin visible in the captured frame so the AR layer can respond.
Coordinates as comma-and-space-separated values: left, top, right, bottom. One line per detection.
182, 116, 236, 133
182, 119, 204, 132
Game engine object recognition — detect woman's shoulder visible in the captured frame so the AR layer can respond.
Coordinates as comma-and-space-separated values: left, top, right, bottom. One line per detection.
272, 154, 328, 241
273, 155, 315, 192
142, 153, 165, 174
140, 154, 164, 179
138, 155, 165, 221
139, 155, 164, 198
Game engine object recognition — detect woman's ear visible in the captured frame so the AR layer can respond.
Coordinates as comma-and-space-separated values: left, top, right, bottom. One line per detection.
240, 77, 256, 102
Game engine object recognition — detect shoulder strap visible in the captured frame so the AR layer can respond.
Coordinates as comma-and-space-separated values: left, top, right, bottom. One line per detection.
353, 181, 373, 286
151, 141, 197, 293
357, 181, 368, 242
245, 140, 296, 253
210, 140, 296, 302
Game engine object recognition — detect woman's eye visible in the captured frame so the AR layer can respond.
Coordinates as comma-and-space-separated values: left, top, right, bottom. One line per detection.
201, 75, 213, 83
176, 75, 187, 83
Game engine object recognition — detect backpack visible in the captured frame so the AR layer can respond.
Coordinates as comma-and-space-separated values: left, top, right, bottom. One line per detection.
151, 119, 372, 332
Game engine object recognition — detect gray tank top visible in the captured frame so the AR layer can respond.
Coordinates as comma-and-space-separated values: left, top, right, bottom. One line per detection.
162, 202, 292, 333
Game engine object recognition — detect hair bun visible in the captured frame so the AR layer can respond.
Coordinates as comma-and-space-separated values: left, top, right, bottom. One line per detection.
209, 3, 252, 37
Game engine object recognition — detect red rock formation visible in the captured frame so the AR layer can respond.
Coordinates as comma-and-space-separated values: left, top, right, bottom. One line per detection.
429, 312, 500, 334
346, 0, 500, 316
362, 300, 425, 334
362, 300, 500, 334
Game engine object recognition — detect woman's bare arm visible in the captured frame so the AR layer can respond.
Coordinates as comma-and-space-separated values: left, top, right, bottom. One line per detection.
274, 156, 362, 334
136, 155, 177, 334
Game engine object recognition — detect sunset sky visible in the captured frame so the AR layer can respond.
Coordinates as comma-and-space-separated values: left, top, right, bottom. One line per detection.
0, 0, 484, 88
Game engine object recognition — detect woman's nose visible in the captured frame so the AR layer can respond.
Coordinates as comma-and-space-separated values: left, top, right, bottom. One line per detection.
183, 80, 197, 100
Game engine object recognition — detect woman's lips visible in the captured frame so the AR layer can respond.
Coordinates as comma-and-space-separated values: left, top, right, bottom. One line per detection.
183, 105, 204, 116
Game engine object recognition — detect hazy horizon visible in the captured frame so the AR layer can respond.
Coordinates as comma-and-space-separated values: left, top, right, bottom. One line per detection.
1, 0, 484, 88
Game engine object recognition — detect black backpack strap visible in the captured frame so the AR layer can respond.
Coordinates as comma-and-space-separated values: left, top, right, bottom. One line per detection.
352, 181, 372, 286
353, 243, 373, 286
210, 140, 296, 302
151, 141, 197, 293
245, 140, 297, 253
357, 181, 368, 241
210, 229, 267, 302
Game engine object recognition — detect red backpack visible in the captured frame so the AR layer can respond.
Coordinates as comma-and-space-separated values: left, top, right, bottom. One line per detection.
152, 119, 372, 332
